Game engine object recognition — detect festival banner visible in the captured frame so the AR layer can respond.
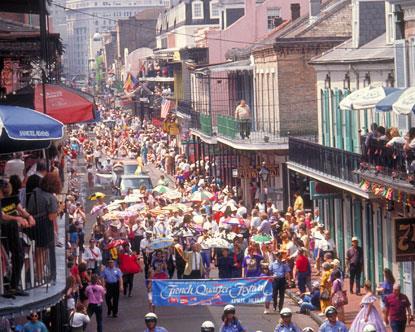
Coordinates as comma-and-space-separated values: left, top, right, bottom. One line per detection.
152, 277, 272, 306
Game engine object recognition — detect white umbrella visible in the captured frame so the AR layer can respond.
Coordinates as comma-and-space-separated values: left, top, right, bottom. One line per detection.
205, 237, 230, 249
220, 201, 238, 213
339, 86, 398, 111
124, 193, 144, 203
392, 87, 415, 115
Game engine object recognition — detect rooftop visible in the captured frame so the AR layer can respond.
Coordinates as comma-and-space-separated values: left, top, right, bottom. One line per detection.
310, 33, 393, 64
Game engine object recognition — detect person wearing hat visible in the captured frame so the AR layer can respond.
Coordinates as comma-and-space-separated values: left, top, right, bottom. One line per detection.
221, 305, 246, 332
346, 236, 364, 295
318, 306, 347, 332
269, 251, 290, 312
144, 312, 168, 332
101, 259, 123, 318
299, 281, 321, 314
23, 312, 48, 332
274, 308, 301, 332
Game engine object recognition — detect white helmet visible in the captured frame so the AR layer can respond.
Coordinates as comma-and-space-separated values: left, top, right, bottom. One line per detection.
201, 321, 215, 332
144, 312, 158, 323
303, 328, 314, 332
363, 324, 376, 332
223, 304, 236, 313
280, 307, 292, 317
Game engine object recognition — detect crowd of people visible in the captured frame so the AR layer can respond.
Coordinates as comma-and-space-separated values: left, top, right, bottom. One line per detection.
0, 103, 412, 332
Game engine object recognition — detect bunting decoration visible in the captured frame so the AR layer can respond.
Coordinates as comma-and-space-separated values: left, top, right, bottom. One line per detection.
359, 179, 415, 206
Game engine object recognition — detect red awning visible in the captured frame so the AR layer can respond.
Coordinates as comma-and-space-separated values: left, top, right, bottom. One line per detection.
34, 84, 95, 124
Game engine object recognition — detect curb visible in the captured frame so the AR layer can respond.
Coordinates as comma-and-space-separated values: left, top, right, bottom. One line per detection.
285, 289, 324, 326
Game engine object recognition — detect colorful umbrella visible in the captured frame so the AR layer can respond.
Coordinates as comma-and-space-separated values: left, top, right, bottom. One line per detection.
223, 217, 246, 227
190, 190, 213, 202
90, 203, 107, 215
88, 192, 106, 200
252, 234, 273, 244
153, 185, 170, 194
106, 239, 127, 250
149, 238, 174, 250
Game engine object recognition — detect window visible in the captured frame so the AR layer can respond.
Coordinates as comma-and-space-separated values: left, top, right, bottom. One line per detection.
267, 7, 280, 30
210, 1, 219, 18
192, 1, 203, 19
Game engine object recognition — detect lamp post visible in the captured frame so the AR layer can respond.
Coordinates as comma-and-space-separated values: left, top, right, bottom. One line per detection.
259, 161, 269, 202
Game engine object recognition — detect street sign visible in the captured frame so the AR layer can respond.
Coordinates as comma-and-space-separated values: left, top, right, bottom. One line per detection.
395, 218, 415, 262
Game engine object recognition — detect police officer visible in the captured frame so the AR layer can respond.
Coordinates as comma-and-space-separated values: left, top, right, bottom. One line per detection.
318, 306, 348, 332
363, 324, 376, 332
201, 321, 215, 332
144, 313, 168, 332
269, 251, 290, 312
303, 328, 314, 332
274, 308, 301, 332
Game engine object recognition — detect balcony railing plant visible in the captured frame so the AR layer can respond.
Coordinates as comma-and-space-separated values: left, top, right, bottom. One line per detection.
289, 137, 361, 184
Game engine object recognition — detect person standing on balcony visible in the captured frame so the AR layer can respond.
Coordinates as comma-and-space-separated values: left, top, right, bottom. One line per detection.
235, 100, 251, 139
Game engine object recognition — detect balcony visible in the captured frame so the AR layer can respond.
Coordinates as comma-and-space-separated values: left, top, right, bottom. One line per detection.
358, 137, 415, 194
287, 137, 369, 197
0, 209, 66, 317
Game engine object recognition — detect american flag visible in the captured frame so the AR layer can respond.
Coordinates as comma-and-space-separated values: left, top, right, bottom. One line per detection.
161, 98, 173, 119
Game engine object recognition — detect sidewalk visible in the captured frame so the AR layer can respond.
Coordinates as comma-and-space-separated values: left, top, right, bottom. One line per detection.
287, 277, 415, 331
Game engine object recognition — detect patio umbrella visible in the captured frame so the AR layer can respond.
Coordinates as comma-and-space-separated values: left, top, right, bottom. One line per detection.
163, 190, 182, 200
127, 203, 146, 211
339, 86, 399, 111
88, 192, 106, 200
392, 87, 415, 115
252, 234, 273, 244
220, 202, 238, 213
153, 185, 170, 194
375, 89, 405, 112
190, 190, 213, 202
124, 193, 143, 203
90, 203, 107, 215
193, 215, 204, 225
149, 238, 174, 250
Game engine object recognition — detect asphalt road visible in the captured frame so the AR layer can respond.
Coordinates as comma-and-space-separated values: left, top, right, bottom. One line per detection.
80, 162, 319, 332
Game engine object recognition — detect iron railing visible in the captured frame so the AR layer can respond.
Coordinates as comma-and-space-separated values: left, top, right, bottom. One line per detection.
289, 137, 361, 184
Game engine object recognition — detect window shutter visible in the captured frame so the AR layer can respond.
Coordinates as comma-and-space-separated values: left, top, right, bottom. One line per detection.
334, 89, 343, 149
323, 89, 330, 146
394, 39, 408, 88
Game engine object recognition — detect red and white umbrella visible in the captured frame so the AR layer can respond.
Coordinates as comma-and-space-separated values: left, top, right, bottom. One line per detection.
223, 217, 246, 228
190, 190, 213, 202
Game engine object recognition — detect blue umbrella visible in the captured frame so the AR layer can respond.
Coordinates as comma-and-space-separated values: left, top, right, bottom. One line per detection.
0, 105, 64, 140
375, 89, 405, 112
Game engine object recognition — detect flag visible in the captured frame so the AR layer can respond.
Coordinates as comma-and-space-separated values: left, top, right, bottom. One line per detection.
123, 73, 138, 93
161, 98, 173, 119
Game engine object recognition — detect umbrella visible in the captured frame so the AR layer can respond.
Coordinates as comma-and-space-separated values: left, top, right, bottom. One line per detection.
205, 237, 230, 249
392, 87, 415, 115
220, 202, 238, 213
223, 217, 246, 227
0, 105, 64, 141
90, 203, 107, 215
106, 239, 127, 250
149, 238, 174, 250
212, 203, 222, 212
190, 190, 213, 202
375, 89, 405, 112
124, 193, 143, 203
339, 86, 399, 111
163, 190, 182, 200
252, 234, 273, 244
193, 215, 204, 225
153, 185, 170, 194
88, 192, 106, 200
127, 203, 146, 211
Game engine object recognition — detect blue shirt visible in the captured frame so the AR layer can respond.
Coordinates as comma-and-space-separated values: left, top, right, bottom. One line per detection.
23, 321, 48, 332
144, 327, 168, 332
319, 320, 348, 332
101, 267, 122, 283
274, 322, 302, 332
269, 260, 290, 278
220, 320, 245, 332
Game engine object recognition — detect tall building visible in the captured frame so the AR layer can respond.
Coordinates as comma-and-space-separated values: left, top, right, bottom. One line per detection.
65, 0, 169, 78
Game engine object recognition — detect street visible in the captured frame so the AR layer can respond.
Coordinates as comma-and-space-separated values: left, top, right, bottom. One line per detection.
80, 162, 319, 332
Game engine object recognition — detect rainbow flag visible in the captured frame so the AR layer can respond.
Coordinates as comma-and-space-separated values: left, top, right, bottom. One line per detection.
123, 73, 138, 93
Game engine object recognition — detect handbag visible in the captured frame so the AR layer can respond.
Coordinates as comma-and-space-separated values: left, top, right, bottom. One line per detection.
332, 289, 348, 307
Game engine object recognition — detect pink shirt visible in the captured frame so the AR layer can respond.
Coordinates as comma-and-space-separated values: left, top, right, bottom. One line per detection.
85, 284, 106, 304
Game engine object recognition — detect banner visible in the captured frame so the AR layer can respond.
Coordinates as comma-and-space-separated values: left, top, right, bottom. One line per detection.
152, 277, 272, 306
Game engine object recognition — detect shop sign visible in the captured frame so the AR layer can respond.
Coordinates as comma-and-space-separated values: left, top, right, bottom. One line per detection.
395, 218, 415, 262
238, 165, 280, 179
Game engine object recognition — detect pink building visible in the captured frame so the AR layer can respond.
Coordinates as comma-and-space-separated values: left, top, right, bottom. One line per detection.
199, 0, 309, 64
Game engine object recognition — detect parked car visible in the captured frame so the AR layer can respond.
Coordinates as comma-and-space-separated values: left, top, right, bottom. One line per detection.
117, 174, 153, 196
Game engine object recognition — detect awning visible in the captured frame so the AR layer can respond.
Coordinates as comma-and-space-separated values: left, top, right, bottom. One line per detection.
196, 59, 252, 73
34, 84, 95, 124
339, 86, 399, 111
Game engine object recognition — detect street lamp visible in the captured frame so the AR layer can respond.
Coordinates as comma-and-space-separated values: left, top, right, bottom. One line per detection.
324, 73, 331, 89
363, 72, 371, 87
386, 72, 394, 87
343, 73, 350, 90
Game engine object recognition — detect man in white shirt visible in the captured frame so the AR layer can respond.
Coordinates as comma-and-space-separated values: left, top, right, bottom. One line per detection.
318, 230, 336, 260
4, 152, 25, 181
83, 239, 102, 273
183, 244, 204, 279
236, 200, 248, 218
140, 231, 154, 279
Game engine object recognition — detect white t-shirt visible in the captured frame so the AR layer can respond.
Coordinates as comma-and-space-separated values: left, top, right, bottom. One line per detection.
70, 312, 90, 328
4, 158, 25, 181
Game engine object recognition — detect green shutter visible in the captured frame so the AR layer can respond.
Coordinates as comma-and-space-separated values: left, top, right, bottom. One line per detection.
363, 110, 369, 134
386, 112, 391, 128
352, 111, 360, 153
322, 89, 330, 146
376, 208, 384, 284
335, 199, 344, 263
366, 203, 375, 285
345, 110, 352, 152
353, 199, 362, 240
333, 89, 343, 149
